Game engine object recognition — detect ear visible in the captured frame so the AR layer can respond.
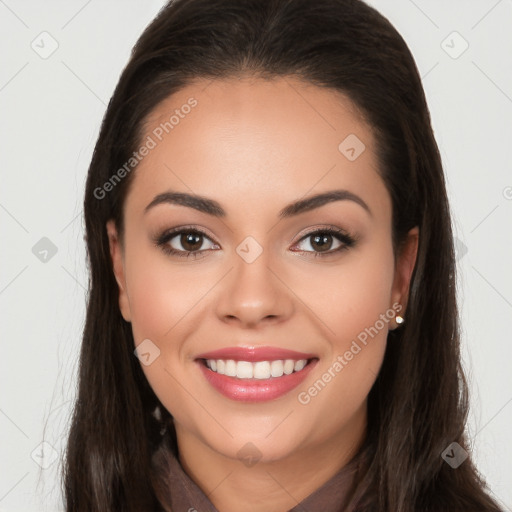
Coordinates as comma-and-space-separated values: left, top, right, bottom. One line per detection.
390, 226, 419, 326
106, 220, 132, 322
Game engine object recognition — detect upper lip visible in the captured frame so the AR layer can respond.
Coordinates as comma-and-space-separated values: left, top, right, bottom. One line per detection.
195, 346, 317, 362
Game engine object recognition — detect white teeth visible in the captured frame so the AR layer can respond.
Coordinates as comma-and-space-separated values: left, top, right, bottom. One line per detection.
225, 359, 237, 377
205, 358, 309, 379
253, 361, 271, 379
237, 361, 253, 379
283, 359, 295, 375
270, 360, 284, 378
294, 360, 306, 372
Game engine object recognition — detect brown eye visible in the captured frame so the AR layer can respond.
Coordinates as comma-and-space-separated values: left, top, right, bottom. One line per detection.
179, 232, 204, 251
309, 233, 335, 252
156, 228, 219, 257
293, 229, 354, 255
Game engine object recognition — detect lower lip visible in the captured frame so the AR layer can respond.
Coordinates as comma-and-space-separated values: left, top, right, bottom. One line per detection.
197, 359, 318, 402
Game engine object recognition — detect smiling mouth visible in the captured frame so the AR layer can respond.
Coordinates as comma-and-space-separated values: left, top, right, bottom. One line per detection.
199, 358, 317, 380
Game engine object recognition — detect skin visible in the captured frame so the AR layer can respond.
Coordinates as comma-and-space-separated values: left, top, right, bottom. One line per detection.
107, 76, 419, 512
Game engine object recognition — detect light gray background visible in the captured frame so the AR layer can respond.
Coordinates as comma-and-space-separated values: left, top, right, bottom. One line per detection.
1, 1, 511, 510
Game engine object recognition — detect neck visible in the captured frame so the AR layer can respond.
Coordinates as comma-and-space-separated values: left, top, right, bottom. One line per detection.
173, 405, 367, 512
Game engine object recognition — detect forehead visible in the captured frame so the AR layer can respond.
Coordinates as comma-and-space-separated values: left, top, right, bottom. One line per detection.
125, 76, 388, 218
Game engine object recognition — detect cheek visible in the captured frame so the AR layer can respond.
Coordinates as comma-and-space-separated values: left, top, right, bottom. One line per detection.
290, 239, 394, 429
125, 250, 212, 344
334, 254, 394, 342
123, 251, 211, 418
124, 248, 219, 408
289, 237, 396, 348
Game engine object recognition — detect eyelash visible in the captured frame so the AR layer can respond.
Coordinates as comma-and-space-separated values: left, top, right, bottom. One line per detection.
154, 225, 357, 260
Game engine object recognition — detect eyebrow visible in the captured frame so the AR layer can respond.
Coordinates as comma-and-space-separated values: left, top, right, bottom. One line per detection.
144, 189, 371, 218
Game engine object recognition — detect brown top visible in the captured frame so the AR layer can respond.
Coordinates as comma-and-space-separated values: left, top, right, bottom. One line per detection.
152, 438, 366, 512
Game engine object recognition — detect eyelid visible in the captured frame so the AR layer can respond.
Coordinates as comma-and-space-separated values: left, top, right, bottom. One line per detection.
290, 225, 356, 252
292, 224, 356, 244
154, 223, 357, 257
156, 224, 219, 244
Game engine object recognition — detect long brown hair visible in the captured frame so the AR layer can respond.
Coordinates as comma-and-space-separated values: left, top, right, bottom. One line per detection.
62, 0, 503, 510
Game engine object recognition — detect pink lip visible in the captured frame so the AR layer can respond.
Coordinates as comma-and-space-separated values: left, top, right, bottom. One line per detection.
195, 346, 317, 362
197, 358, 318, 402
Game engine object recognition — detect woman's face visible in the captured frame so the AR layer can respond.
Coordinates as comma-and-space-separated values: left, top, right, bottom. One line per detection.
107, 77, 417, 465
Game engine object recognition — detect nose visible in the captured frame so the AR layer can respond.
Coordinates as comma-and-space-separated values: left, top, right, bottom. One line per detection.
214, 248, 295, 329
